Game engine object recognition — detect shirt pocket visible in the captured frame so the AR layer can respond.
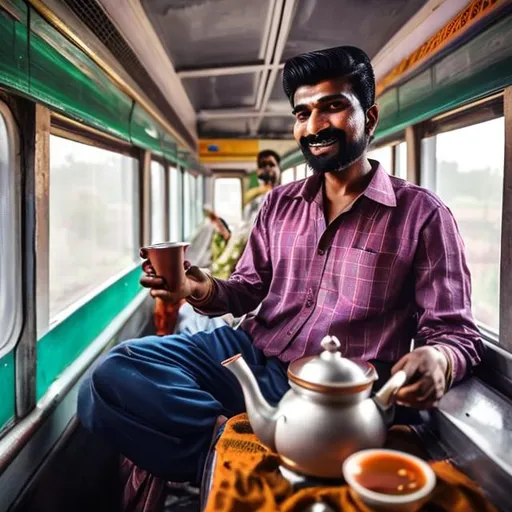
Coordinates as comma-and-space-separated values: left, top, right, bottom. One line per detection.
339, 247, 399, 312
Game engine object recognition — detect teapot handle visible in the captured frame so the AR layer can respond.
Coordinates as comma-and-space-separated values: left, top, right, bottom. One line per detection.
373, 370, 407, 410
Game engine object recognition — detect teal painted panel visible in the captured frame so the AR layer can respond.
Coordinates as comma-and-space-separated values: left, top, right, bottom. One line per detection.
29, 9, 132, 141
160, 131, 178, 163
36, 267, 142, 401
0, 351, 15, 433
130, 103, 164, 155
0, 0, 29, 94
376, 15, 512, 142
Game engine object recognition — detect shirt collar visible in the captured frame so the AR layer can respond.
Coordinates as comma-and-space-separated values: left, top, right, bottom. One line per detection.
290, 160, 396, 208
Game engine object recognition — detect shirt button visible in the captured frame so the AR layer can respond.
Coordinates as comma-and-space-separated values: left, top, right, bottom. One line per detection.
306, 299, 313, 308
317, 249, 325, 255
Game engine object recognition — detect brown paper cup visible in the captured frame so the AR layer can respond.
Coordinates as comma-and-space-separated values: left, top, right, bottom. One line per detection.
144, 242, 190, 292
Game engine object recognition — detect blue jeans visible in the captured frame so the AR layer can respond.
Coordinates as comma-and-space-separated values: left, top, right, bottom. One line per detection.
77, 326, 289, 484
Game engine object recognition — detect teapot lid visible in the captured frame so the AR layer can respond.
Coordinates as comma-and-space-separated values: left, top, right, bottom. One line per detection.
287, 336, 377, 393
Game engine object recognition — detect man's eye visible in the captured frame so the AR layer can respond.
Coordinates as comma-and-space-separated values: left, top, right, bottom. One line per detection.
329, 102, 343, 110
295, 112, 309, 121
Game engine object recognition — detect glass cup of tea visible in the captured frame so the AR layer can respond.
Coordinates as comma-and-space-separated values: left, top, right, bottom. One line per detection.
143, 242, 190, 292
342, 449, 436, 510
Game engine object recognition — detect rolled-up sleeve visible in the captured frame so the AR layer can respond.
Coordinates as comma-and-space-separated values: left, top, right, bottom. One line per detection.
414, 205, 484, 383
192, 196, 273, 318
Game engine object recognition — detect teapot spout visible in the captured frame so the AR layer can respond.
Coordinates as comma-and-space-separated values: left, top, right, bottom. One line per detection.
373, 370, 408, 425
222, 354, 279, 451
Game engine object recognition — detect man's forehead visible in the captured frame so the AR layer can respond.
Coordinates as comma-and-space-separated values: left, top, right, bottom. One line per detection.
292, 77, 356, 106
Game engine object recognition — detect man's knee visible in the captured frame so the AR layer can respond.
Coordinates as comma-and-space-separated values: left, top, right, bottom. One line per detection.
77, 338, 141, 420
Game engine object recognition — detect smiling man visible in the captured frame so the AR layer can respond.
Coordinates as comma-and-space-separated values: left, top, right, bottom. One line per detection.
77, 46, 484, 485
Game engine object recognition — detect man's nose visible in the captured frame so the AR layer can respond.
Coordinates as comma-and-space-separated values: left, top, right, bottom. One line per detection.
306, 110, 329, 136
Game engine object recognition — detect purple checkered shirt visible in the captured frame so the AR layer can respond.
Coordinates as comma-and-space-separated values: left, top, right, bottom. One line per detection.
196, 161, 483, 383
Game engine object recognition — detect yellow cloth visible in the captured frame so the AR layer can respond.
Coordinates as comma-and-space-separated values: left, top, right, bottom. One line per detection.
205, 414, 497, 512
243, 184, 272, 207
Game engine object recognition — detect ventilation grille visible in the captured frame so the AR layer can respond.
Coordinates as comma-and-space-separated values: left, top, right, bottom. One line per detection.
62, 0, 195, 150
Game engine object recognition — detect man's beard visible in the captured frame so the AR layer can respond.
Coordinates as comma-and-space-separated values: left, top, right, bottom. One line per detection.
299, 127, 368, 174
257, 170, 277, 185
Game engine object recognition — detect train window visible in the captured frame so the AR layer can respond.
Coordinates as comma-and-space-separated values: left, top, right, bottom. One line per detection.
0, 104, 22, 354
394, 142, 408, 179
306, 166, 314, 177
367, 145, 393, 173
49, 136, 139, 320
169, 166, 182, 241
190, 174, 197, 232
281, 168, 295, 184
196, 174, 204, 228
296, 163, 306, 180
423, 117, 504, 333
183, 171, 192, 240
150, 160, 166, 244
214, 177, 242, 230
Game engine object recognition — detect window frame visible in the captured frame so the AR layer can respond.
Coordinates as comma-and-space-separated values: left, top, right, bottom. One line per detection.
419, 94, 505, 343
45, 114, 142, 332
367, 132, 406, 177
0, 101, 23, 360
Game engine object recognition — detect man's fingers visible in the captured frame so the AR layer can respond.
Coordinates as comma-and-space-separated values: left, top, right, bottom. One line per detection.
149, 289, 176, 301
140, 247, 148, 259
396, 378, 430, 400
392, 356, 420, 382
140, 275, 166, 289
142, 260, 156, 275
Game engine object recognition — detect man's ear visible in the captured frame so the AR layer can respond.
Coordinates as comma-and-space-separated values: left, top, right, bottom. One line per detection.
365, 104, 379, 137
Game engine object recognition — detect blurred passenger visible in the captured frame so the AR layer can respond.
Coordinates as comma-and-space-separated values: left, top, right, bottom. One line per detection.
176, 150, 281, 334
78, 46, 483, 486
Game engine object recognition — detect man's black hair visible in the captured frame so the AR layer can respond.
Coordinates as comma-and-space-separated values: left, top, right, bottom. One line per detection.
282, 45, 375, 113
257, 149, 281, 166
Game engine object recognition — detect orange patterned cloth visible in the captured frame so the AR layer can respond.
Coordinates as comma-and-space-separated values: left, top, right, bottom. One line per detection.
205, 414, 497, 512
153, 297, 185, 336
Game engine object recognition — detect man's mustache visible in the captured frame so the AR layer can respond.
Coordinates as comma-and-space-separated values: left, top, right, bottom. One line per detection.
300, 128, 346, 147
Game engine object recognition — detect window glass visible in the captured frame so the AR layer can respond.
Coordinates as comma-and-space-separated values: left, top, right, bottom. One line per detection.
0, 105, 21, 353
150, 160, 166, 244
169, 166, 182, 241
190, 174, 197, 232
196, 174, 204, 228
367, 145, 393, 173
281, 168, 294, 184
394, 142, 408, 179
49, 136, 138, 320
431, 118, 504, 333
183, 170, 191, 240
295, 163, 306, 180
214, 177, 242, 229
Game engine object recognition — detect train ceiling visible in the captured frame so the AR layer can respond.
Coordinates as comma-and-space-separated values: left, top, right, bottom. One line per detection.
137, 0, 429, 139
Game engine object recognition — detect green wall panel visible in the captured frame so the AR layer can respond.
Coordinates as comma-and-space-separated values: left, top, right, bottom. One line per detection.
0, 350, 15, 433
36, 267, 142, 401
130, 102, 164, 155
160, 131, 178, 163
29, 9, 133, 141
0, 1, 29, 94
375, 15, 512, 142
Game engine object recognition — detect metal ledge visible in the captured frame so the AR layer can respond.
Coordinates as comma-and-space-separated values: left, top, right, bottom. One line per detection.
430, 378, 512, 511
0, 290, 151, 477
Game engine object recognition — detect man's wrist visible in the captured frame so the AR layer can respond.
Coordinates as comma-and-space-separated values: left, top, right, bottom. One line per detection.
187, 275, 215, 307
432, 345, 454, 390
